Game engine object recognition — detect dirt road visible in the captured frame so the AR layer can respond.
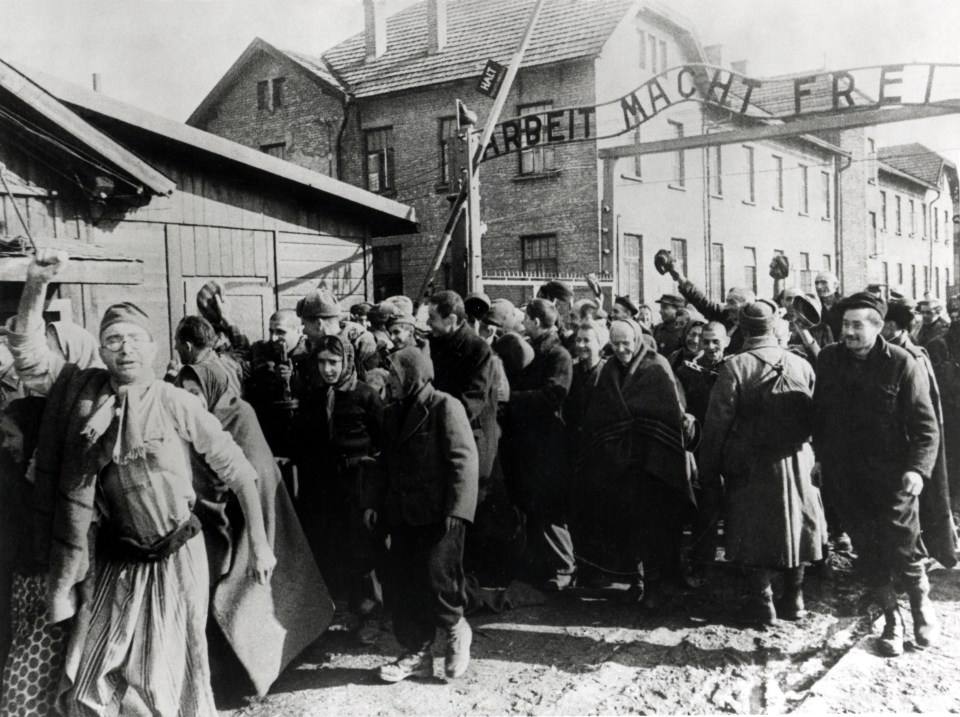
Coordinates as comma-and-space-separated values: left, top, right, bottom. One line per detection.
216, 559, 960, 715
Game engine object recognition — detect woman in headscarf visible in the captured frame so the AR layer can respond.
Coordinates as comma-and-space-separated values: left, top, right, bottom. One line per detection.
292, 335, 384, 642
177, 360, 329, 697
667, 318, 706, 373
579, 318, 695, 608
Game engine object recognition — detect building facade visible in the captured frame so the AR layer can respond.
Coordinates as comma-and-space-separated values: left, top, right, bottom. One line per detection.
189, 0, 955, 307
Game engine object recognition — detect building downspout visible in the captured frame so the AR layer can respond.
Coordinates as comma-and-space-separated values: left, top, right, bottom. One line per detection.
701, 117, 712, 295
929, 183, 941, 298
335, 96, 353, 181
834, 152, 852, 293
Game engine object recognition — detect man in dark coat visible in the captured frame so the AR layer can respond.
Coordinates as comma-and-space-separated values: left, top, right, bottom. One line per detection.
814, 292, 941, 657
917, 299, 951, 347
653, 293, 689, 357
814, 271, 844, 341
666, 263, 752, 355
427, 291, 498, 498
929, 322, 960, 511
502, 299, 576, 590
363, 347, 478, 683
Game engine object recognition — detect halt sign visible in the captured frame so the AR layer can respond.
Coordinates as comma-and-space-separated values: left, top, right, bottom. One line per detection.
476, 59, 506, 98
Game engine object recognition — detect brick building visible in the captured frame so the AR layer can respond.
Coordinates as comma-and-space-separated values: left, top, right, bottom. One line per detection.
189, 0, 956, 307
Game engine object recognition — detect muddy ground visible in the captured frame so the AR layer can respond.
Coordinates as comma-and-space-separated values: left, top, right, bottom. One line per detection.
217, 557, 960, 715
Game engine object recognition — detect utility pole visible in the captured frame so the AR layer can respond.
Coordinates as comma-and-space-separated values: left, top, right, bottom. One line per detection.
463, 124, 484, 293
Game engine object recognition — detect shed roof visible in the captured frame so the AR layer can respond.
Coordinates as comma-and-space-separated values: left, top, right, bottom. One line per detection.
10, 61, 418, 233
879, 143, 955, 188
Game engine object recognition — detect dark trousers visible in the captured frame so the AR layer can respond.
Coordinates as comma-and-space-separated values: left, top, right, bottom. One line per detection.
388, 521, 466, 653
298, 465, 384, 617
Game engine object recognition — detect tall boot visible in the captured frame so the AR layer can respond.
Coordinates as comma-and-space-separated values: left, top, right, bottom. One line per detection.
876, 584, 904, 657
907, 569, 940, 648
775, 566, 807, 620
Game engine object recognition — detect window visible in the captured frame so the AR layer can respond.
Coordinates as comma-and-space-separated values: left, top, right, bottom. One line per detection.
947, 269, 951, 292
935, 208, 940, 241
364, 127, 395, 193
799, 164, 809, 214
671, 238, 688, 276
372, 245, 403, 300
911, 265, 918, 298
880, 191, 887, 231
518, 102, 556, 175
869, 211, 882, 255
256, 80, 269, 110
823, 254, 832, 271
945, 211, 950, 243
622, 234, 643, 302
936, 267, 941, 298
897, 263, 904, 286
744, 146, 755, 203
521, 234, 558, 274
924, 266, 930, 293
821, 171, 831, 218
882, 262, 889, 292
438, 117, 458, 186
669, 121, 685, 187
744, 247, 757, 294
773, 155, 784, 209
638, 29, 646, 70
710, 243, 725, 300
659, 40, 668, 72
799, 252, 812, 292
650, 35, 658, 73
895, 195, 902, 235
260, 142, 285, 159
271, 77, 285, 108
632, 128, 643, 178
867, 137, 877, 184
923, 202, 929, 238
909, 200, 916, 236
709, 145, 722, 196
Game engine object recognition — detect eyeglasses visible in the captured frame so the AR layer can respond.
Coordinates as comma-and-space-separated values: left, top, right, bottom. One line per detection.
101, 334, 151, 352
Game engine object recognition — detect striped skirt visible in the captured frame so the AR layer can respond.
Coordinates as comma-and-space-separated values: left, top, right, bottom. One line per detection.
62, 534, 218, 717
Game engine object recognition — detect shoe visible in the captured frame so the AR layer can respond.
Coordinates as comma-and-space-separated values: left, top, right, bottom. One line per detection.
830, 532, 853, 553
445, 617, 472, 679
908, 577, 941, 648
356, 618, 381, 645
775, 567, 807, 620
378, 652, 433, 683
544, 573, 576, 593
877, 609, 904, 657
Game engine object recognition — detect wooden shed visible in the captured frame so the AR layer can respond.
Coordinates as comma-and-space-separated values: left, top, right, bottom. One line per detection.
0, 59, 418, 369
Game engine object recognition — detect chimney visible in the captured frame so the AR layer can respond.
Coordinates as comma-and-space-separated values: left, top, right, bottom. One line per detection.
92, 73, 101, 92
364, 0, 387, 60
731, 59, 748, 75
704, 44, 722, 67
426, 0, 447, 54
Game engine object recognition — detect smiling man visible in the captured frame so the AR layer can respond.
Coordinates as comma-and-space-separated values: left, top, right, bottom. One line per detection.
813, 292, 940, 657
8, 250, 275, 716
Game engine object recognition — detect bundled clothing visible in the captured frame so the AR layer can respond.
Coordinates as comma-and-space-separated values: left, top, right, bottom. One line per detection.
918, 316, 950, 348
653, 319, 685, 357
579, 332, 694, 590
363, 348, 478, 653
179, 361, 332, 697
292, 336, 384, 617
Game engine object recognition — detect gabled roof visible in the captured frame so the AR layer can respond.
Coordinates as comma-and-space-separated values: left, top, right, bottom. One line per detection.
188, 37, 346, 127
12, 62, 417, 232
321, 0, 635, 98
879, 143, 955, 188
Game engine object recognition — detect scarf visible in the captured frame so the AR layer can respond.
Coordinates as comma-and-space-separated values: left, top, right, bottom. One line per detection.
48, 322, 105, 369
313, 335, 358, 440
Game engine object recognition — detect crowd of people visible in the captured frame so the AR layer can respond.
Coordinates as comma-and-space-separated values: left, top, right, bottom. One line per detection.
0, 247, 958, 714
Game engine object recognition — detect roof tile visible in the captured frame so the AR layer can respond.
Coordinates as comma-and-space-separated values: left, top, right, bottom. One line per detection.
879, 143, 950, 187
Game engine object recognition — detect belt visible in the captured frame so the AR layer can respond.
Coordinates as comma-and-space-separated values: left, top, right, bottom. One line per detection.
105, 514, 203, 563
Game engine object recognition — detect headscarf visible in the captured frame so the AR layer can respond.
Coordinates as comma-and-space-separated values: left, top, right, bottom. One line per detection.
680, 319, 707, 358
177, 361, 235, 412
388, 346, 433, 401
48, 321, 104, 369
313, 334, 357, 392
609, 318, 646, 364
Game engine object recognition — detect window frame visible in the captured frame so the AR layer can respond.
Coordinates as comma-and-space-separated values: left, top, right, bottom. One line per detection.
364, 126, 396, 194
709, 144, 722, 197
772, 154, 784, 209
743, 246, 757, 294
520, 233, 559, 275
256, 80, 269, 110
743, 145, 755, 204
517, 101, 557, 176
437, 116, 458, 187
271, 76, 286, 109
798, 164, 809, 215
671, 238, 688, 276
821, 171, 831, 219
668, 121, 685, 188
260, 142, 286, 159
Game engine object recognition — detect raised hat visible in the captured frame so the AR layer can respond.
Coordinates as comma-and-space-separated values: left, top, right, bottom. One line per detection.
768, 254, 791, 280
839, 291, 887, 319
296, 289, 340, 319
655, 293, 686, 308
537, 280, 574, 304
792, 292, 823, 326
350, 301, 373, 318
196, 279, 225, 324
653, 249, 674, 276
614, 295, 639, 315
464, 292, 492, 320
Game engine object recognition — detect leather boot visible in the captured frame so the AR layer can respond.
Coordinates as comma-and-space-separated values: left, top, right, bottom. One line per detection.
907, 570, 940, 648
747, 569, 776, 625
876, 585, 904, 657
775, 566, 807, 620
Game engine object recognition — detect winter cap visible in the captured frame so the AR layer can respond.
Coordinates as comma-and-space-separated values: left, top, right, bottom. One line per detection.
885, 303, 915, 330
100, 302, 153, 339
296, 289, 340, 319
614, 295, 639, 316
482, 298, 516, 328
464, 292, 492, 321
839, 292, 887, 321
738, 299, 779, 334
655, 293, 686, 309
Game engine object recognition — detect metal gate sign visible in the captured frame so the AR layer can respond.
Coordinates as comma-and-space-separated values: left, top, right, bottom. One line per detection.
476, 59, 507, 98
480, 63, 960, 161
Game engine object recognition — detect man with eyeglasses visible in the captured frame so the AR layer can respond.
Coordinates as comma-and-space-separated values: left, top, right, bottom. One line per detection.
916, 298, 951, 348
7, 250, 276, 715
